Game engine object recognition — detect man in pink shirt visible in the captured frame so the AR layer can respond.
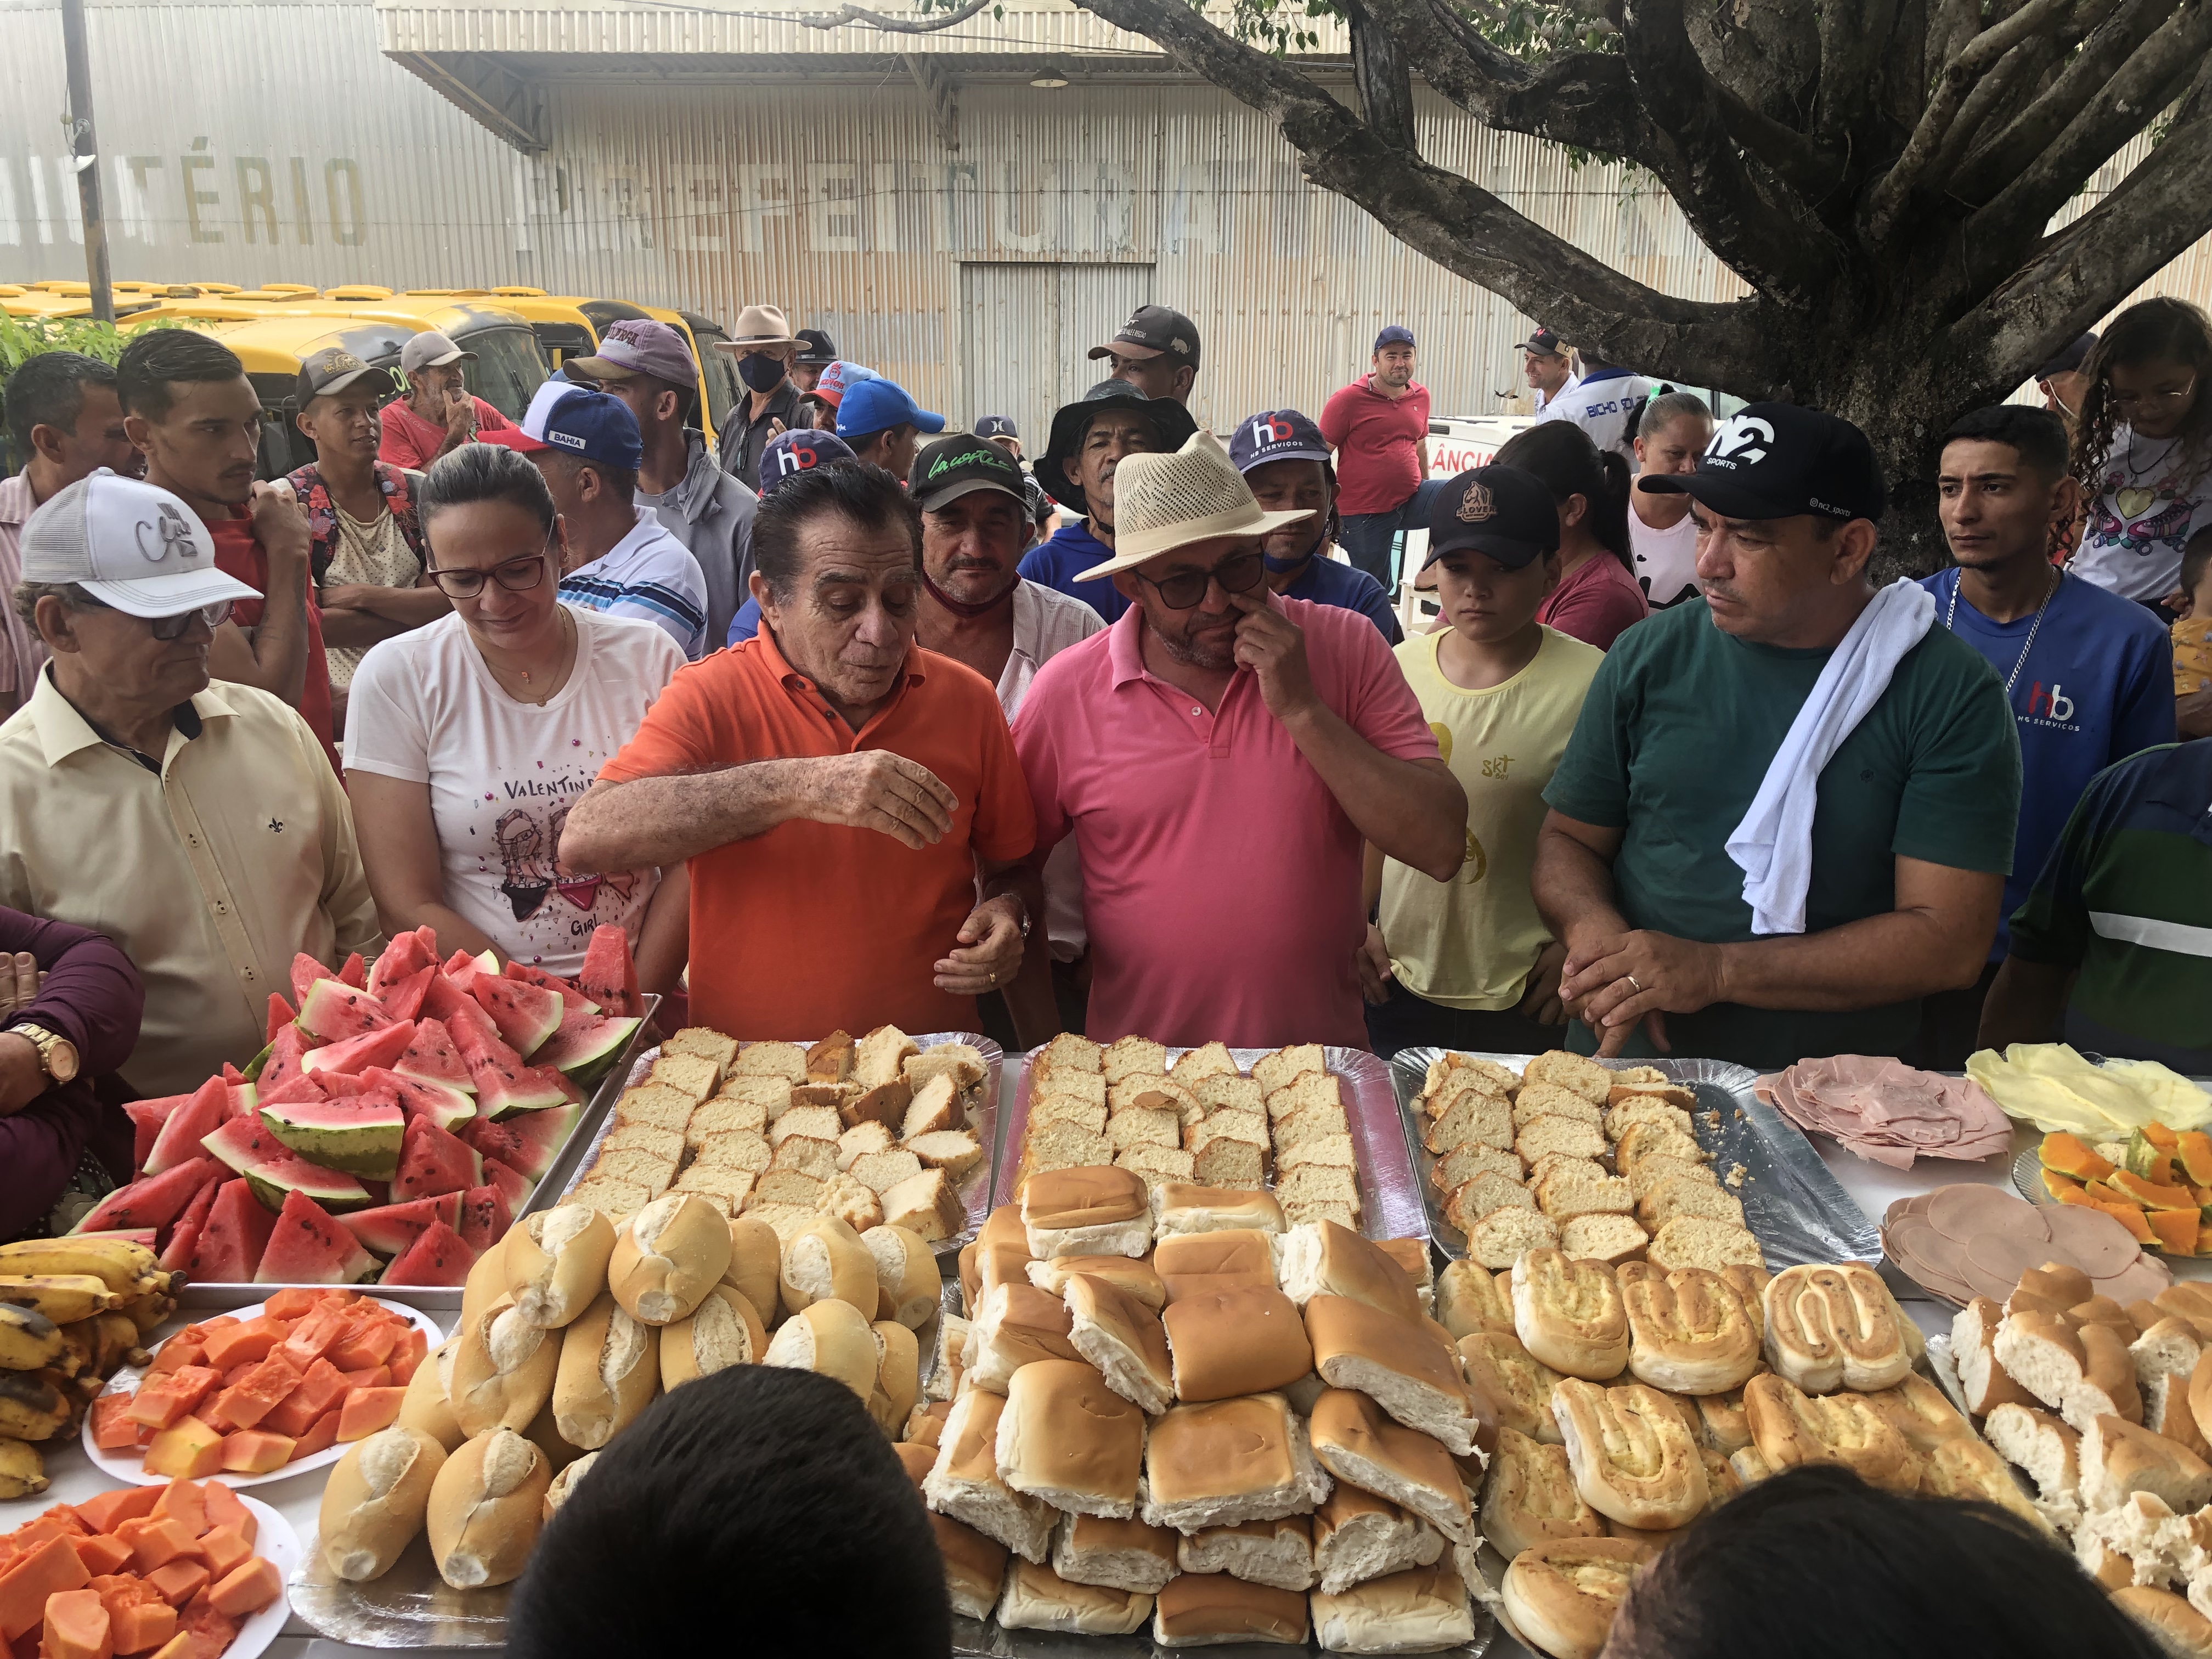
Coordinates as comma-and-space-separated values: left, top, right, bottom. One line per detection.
1011, 431, 1466, 1048
1318, 325, 1431, 590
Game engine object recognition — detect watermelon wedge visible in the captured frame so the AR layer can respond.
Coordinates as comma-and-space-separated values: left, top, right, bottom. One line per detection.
363, 1066, 476, 1133
202, 1116, 288, 1176
377, 966, 436, 1025
260, 1025, 323, 1092
455, 1183, 512, 1252
450, 1017, 568, 1116
577, 926, 641, 1019
301, 1020, 417, 1080
262, 1090, 406, 1179
159, 1177, 223, 1272
290, 953, 337, 1007
381, 1219, 476, 1286
193, 1178, 278, 1282
144, 1077, 230, 1176
469, 976, 564, 1059
366, 928, 439, 998
338, 1193, 464, 1256
503, 960, 595, 1012
442, 950, 485, 989
224, 1080, 258, 1121
339, 952, 368, 988
494, 1103, 580, 1181
263, 994, 298, 1047
72, 1156, 222, 1235
297, 978, 396, 1043
122, 1093, 191, 1170
393, 1115, 482, 1202
257, 1071, 329, 1109
481, 1157, 533, 1220
256, 1189, 376, 1284
244, 1148, 371, 1213
533, 1007, 640, 1078
421, 975, 499, 1048
394, 1017, 475, 1096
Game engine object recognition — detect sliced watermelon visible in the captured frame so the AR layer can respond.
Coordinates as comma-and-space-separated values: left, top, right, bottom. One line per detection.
488, 1102, 579, 1181
144, 1077, 231, 1176
392, 1115, 482, 1202
76, 1228, 157, 1248
366, 929, 438, 998
159, 1178, 223, 1273
338, 952, 368, 989
224, 1080, 258, 1121
260, 1025, 323, 1092
442, 950, 484, 989
481, 1156, 533, 1220
393, 1017, 474, 1096
301, 1020, 417, 1080
261, 1089, 406, 1178
381, 1219, 476, 1286
256, 1189, 376, 1284
363, 1066, 476, 1133
376, 966, 436, 1025
317, 1070, 370, 1098
256, 1071, 329, 1109
468, 977, 564, 1059
455, 1183, 512, 1253
503, 959, 595, 1012
264, 994, 298, 1047
72, 1156, 223, 1234
297, 978, 395, 1043
202, 1116, 288, 1176
290, 953, 337, 1007
421, 975, 499, 1047
244, 1148, 371, 1213
122, 1094, 191, 1171
451, 1017, 567, 1116
577, 926, 641, 1019
533, 1007, 640, 1078
338, 1193, 464, 1256
192, 1178, 278, 1282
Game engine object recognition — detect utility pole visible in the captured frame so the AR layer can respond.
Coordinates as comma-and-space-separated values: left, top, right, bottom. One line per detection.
60, 0, 113, 324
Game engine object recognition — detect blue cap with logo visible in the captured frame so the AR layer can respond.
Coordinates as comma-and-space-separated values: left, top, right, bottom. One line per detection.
1230, 409, 1333, 473
759, 428, 858, 496
1374, 325, 1415, 351
974, 414, 1019, 441
836, 376, 946, 442
483, 380, 644, 472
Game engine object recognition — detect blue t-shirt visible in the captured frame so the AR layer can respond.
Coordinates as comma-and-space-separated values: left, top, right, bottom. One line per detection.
1280, 555, 1403, 643
726, 596, 761, 646
1918, 568, 2175, 956
1018, 521, 1128, 622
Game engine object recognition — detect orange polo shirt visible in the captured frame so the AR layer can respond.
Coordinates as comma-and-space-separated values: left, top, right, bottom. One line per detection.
599, 629, 1036, 1039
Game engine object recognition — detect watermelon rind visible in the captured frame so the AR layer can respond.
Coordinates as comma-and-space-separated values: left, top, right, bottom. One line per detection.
256, 1189, 377, 1284
261, 1096, 406, 1179
201, 1116, 288, 1177
533, 1008, 641, 1079
363, 1066, 477, 1133
244, 1148, 371, 1213
297, 976, 393, 1042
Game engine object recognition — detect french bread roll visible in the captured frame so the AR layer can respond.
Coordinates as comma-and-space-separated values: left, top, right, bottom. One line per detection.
1308, 1561, 1475, 1655
541, 1448, 599, 1522
607, 1192, 732, 1325
761, 1297, 878, 1400
426, 1426, 549, 1589
659, 1284, 769, 1390
1150, 1571, 1308, 1647
551, 1289, 658, 1450
870, 1318, 921, 1436
520, 1391, 584, 1475
1276, 1221, 1420, 1324
778, 1214, 878, 1321
319, 1426, 445, 1582
508, 1204, 617, 1329
723, 1216, 782, 1327
861, 1224, 940, 1329
459, 1225, 521, 1334
449, 1294, 561, 1437
396, 1334, 467, 1452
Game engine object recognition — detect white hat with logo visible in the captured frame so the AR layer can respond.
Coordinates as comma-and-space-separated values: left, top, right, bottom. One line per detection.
20, 470, 260, 618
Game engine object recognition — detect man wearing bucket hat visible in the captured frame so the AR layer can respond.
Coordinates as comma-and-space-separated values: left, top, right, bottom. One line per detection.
714, 304, 807, 493
0, 471, 380, 1094
1232, 408, 1400, 641
1018, 381, 1199, 623
379, 330, 515, 470
1011, 431, 1466, 1050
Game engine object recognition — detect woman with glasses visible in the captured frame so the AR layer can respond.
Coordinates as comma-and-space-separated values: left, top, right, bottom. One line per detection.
2069, 297, 2212, 614
342, 444, 690, 992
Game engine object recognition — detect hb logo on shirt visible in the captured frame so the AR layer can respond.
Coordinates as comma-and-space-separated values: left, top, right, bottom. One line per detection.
2026, 682, 2076, 724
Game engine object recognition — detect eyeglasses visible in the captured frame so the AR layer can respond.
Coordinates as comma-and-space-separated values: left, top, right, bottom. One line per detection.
1133, 549, 1266, 610
71, 592, 232, 638
425, 545, 551, 599
2112, 378, 2198, 410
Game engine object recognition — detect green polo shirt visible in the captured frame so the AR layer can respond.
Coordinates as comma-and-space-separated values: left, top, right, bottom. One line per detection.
1542, 599, 2021, 1069
2008, 742, 2212, 1072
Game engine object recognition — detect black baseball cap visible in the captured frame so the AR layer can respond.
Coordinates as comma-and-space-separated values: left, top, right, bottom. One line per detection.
1039, 380, 1201, 512
296, 346, 391, 407
1088, 305, 1201, 369
2038, 331, 2098, 379
1520, 329, 1565, 357
910, 435, 1028, 512
794, 329, 838, 366
1423, 466, 1560, 570
974, 414, 1019, 441
1638, 402, 1886, 523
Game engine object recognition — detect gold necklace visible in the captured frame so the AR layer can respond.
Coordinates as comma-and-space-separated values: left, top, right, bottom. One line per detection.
492, 608, 573, 707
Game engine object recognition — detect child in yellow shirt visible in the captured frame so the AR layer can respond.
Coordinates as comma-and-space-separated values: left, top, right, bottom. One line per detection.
2174, 527, 2212, 699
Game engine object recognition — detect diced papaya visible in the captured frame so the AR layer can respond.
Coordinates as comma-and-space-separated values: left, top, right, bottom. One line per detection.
258, 1290, 320, 1322
2145, 1121, 2182, 1151
141, 1561, 207, 1611
108, 1602, 174, 1657
111, 1520, 194, 1578
335, 1387, 405, 1443
2040, 1130, 2117, 1182
332, 1366, 390, 1393
195, 1488, 252, 1553
2149, 1208, 2200, 1255
67, 1496, 156, 1541
38, 1588, 110, 1659
325, 1317, 398, 1373
2112, 1170, 2198, 1211
176, 1588, 238, 1649
186, 1319, 238, 1335
276, 1307, 349, 1369
0, 1536, 92, 1639
196, 1318, 285, 1376
66, 1538, 132, 1579
287, 1410, 340, 1460
2040, 1168, 2085, 1201
2181, 1132, 2212, 1188
205, 1560, 278, 1620
386, 1328, 427, 1386
86, 1579, 160, 1622
217, 1365, 256, 1393
216, 1431, 293, 1476
140, 1338, 204, 1381
2090, 1196, 2161, 1244
208, 1352, 301, 1432
36, 1510, 89, 1542
257, 1359, 347, 1440
190, 1528, 249, 1584
148, 1486, 204, 1541
189, 1395, 238, 1438
126, 1370, 222, 1433
139, 1419, 224, 1482
2, 1520, 70, 1561
88, 1398, 142, 1454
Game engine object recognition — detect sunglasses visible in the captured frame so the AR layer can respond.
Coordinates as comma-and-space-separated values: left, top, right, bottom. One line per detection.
425, 541, 552, 599
1133, 549, 1266, 611
72, 593, 233, 639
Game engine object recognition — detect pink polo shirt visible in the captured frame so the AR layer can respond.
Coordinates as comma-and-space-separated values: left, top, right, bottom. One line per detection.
1012, 594, 1438, 1048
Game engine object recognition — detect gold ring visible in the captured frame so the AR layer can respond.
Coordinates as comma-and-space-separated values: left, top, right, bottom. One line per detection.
1626, 974, 1644, 994
988, 972, 997, 985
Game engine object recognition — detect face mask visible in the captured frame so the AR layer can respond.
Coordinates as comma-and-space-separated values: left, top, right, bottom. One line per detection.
738, 353, 787, 393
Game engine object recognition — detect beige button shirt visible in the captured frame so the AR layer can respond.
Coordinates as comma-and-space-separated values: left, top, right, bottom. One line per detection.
0, 669, 381, 1096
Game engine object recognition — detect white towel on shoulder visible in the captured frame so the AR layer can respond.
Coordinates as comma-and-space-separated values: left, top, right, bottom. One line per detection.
1725, 578, 1937, 936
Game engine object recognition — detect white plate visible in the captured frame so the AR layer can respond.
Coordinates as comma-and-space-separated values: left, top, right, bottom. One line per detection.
228, 1494, 303, 1659
84, 1296, 444, 1488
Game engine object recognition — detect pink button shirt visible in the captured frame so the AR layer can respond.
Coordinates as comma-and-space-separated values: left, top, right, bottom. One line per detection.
1012, 594, 1439, 1048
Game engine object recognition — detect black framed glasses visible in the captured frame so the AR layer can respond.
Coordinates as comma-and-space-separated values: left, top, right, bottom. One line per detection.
1133, 548, 1266, 610
425, 545, 552, 599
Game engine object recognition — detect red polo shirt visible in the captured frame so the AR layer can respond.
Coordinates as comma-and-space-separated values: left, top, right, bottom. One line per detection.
599, 629, 1036, 1039
1318, 379, 1431, 516
204, 510, 341, 776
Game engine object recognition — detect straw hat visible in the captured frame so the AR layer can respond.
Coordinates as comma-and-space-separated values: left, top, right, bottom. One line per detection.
716, 304, 803, 352
1074, 430, 1314, 581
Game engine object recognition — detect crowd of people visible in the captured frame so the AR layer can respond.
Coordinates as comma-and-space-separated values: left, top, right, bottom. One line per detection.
0, 289, 2208, 1237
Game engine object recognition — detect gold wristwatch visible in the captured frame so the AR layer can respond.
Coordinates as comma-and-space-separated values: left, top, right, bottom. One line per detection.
8, 1024, 78, 1085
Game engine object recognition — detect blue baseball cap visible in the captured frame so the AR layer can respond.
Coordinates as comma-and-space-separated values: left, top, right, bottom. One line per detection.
1231, 409, 1332, 473
836, 376, 946, 442
483, 381, 644, 472
974, 414, 1019, 441
1375, 325, 1415, 351
759, 428, 858, 495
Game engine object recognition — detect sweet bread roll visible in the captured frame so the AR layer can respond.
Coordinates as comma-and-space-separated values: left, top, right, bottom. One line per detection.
779, 1214, 878, 1321
1741, 1373, 1916, 1492
1761, 1263, 1910, 1394
1150, 1572, 1308, 1647
996, 1558, 1153, 1636
1066, 1272, 1173, 1415
449, 1294, 561, 1437
1307, 1387, 1473, 1545
607, 1193, 732, 1325
1511, 1250, 1629, 1383
1860, 1373, 1972, 1453
1023, 1166, 1152, 1259
968, 1280, 1085, 1393
1141, 1393, 1331, 1533
1549, 1378, 1709, 1530
1166, 1284, 1313, 1403
1457, 1330, 1565, 1444
658, 1284, 769, 1389
1918, 1435, 2051, 1531
923, 1386, 1056, 1563
1481, 1426, 1605, 1560
509, 1205, 617, 1329
1617, 1262, 1761, 1396
319, 1426, 445, 1582
552, 1289, 659, 1450
1307, 1294, 1479, 1456
1176, 1515, 1314, 1593
1151, 1182, 1286, 1238
1026, 1253, 1167, 1311
1499, 1537, 1651, 1659
1308, 1561, 1475, 1654
1277, 1221, 1420, 1323
1692, 1381, 1758, 1454
1435, 1261, 1513, 1342
426, 1426, 549, 1589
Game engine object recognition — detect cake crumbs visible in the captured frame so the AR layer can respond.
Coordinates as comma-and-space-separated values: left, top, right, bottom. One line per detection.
1700, 1110, 1722, 1132
1725, 1163, 1747, 1188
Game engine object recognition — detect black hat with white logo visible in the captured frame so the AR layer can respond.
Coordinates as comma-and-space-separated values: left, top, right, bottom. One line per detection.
1638, 402, 1886, 523
1421, 465, 1560, 570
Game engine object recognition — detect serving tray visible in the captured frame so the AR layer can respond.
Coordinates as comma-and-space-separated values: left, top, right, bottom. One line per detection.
1388, 1051, 1879, 1269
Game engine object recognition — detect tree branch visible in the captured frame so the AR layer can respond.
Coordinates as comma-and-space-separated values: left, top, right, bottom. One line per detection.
799, 0, 988, 31
1949, 0, 2165, 201
1813, 0, 1903, 154
1346, 2, 1416, 153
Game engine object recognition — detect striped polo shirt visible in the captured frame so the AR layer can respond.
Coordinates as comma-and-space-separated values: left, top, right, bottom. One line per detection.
557, 505, 709, 661
2009, 741, 2212, 1071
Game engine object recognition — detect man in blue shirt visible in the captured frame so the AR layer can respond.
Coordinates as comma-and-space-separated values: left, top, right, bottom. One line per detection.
1018, 381, 1196, 622
1914, 402, 2175, 1066
1230, 408, 1402, 642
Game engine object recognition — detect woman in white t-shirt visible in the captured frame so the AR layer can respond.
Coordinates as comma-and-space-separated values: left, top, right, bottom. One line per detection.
1627, 390, 1713, 609
344, 444, 690, 988
2069, 297, 2212, 608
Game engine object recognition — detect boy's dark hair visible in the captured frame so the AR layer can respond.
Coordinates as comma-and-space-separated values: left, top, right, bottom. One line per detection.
1610, 1465, 2163, 1659
1940, 404, 2073, 483
3, 352, 117, 456
114, 329, 247, 422
2182, 524, 2212, 600
507, 1365, 951, 1659
753, 461, 921, 604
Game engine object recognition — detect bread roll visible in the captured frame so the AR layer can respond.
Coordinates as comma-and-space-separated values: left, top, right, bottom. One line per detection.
1435, 1261, 1513, 1342
1481, 1426, 1605, 1560
1308, 1561, 1475, 1654
997, 1358, 1146, 1517
2115, 1587, 2212, 1658
319, 1426, 446, 1582
1306, 1294, 1478, 1456
396, 1334, 467, 1452
1306, 1386, 1472, 1544
967, 1280, 1084, 1393
459, 1226, 521, 1334
870, 1318, 921, 1436
778, 1214, 877, 1321
608, 1193, 732, 1325
550, 1289, 659, 1451
1498, 1537, 1651, 1659
1141, 1393, 1331, 1533
659, 1284, 769, 1390
861, 1224, 940, 1329
1150, 1571, 1308, 1647
426, 1426, 549, 1589
1311, 1484, 1445, 1597
1066, 1272, 1173, 1415
723, 1216, 782, 1327
1761, 1263, 1911, 1394
508, 1204, 617, 1329
1741, 1373, 1916, 1492
1459, 1328, 1565, 1444
761, 1297, 878, 1400
935, 1514, 1009, 1621
1176, 1515, 1314, 1592
1276, 1221, 1420, 1324
1550, 1377, 1710, 1529
1165, 1284, 1314, 1403
1617, 1261, 1761, 1396
996, 1558, 1153, 1636
922, 1386, 1057, 1563
450, 1294, 561, 1437
1052, 1513, 1180, 1595
1022, 1165, 1152, 1259
1511, 1250, 1630, 1382
1026, 1254, 1167, 1311
541, 1448, 599, 1522
1151, 1182, 1286, 1238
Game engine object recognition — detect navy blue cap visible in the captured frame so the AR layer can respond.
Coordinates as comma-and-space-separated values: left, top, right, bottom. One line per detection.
1374, 325, 1415, 351
760, 429, 857, 495
2039, 331, 2098, 379
1231, 409, 1332, 473
1638, 402, 1886, 523
837, 376, 946, 441
1423, 465, 1560, 569
483, 382, 643, 472
974, 414, 1019, 441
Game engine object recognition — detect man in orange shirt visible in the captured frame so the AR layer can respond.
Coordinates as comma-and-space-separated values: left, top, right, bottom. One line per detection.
561, 464, 1041, 1040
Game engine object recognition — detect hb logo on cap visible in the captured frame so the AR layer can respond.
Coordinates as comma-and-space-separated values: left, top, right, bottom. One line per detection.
1706, 414, 1775, 469
1247, 413, 1295, 447
1457, 482, 1496, 523
772, 443, 820, 477
137, 503, 199, 565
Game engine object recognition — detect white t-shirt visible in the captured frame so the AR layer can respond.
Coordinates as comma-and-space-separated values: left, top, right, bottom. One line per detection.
2072, 427, 2212, 601
1628, 504, 1702, 608
343, 607, 686, 975
1535, 370, 1652, 466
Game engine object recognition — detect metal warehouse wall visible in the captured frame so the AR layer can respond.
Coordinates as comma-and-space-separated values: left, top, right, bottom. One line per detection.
7, 0, 2212, 436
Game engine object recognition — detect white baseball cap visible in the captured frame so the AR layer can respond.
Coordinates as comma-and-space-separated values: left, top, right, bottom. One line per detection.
21, 470, 261, 618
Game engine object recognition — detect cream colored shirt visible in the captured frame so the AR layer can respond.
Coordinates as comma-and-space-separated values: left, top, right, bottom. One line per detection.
0, 668, 381, 1095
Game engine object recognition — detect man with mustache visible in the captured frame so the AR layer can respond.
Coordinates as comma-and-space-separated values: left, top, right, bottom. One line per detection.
1018, 381, 1197, 623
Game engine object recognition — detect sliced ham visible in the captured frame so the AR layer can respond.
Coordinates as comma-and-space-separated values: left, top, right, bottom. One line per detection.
1757, 1055, 2011, 1170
